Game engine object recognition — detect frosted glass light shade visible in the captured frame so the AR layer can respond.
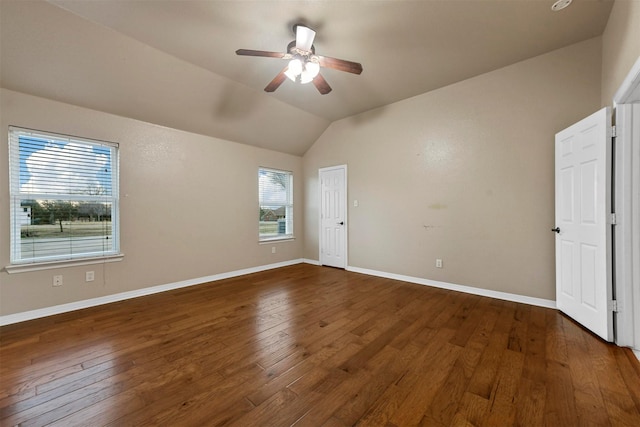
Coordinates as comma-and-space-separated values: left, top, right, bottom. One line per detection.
295, 26, 316, 52
305, 61, 320, 78
285, 59, 303, 82
284, 58, 320, 84
300, 71, 314, 84
300, 62, 320, 84
288, 59, 303, 75
284, 68, 297, 82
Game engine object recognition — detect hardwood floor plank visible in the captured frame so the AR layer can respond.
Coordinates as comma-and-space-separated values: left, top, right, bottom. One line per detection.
544, 358, 578, 425
507, 304, 529, 353
332, 343, 419, 425
355, 383, 405, 426
292, 367, 372, 427
2, 264, 639, 426
482, 348, 524, 426
514, 377, 546, 427
338, 318, 409, 375
545, 310, 570, 364
583, 327, 640, 426
466, 331, 509, 400
563, 315, 611, 426
450, 391, 491, 426
614, 349, 640, 413
389, 340, 462, 426
449, 297, 493, 348
356, 327, 457, 425
246, 331, 362, 408
227, 388, 304, 427
420, 348, 475, 426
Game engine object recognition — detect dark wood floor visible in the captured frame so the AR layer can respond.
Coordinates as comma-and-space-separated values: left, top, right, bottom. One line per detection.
1, 264, 640, 426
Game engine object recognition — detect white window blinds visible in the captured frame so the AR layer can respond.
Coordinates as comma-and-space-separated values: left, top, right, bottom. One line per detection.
258, 168, 293, 241
9, 127, 120, 264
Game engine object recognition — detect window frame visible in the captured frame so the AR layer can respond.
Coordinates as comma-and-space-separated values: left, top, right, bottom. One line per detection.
7, 126, 122, 271
258, 167, 294, 242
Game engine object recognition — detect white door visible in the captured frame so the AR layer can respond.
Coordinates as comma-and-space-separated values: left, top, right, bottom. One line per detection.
555, 107, 613, 341
320, 166, 347, 268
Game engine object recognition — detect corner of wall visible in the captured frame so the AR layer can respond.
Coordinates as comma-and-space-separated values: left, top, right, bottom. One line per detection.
601, 0, 640, 105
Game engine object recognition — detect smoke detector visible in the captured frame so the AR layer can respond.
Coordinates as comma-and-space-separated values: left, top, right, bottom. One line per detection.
551, 0, 572, 11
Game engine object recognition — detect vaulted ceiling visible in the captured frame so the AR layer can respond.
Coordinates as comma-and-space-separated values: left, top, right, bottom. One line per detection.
1, 0, 614, 155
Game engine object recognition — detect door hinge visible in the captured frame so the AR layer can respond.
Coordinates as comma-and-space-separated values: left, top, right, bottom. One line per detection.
608, 300, 619, 312
610, 213, 617, 225
611, 125, 617, 138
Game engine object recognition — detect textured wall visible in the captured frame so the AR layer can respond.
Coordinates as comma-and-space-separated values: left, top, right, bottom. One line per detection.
303, 38, 602, 300
0, 89, 303, 316
601, 0, 640, 104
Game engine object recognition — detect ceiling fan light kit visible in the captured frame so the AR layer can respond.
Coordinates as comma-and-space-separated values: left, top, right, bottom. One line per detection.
236, 24, 363, 95
285, 58, 320, 84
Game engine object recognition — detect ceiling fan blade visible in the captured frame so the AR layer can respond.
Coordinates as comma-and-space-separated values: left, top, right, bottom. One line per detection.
313, 73, 332, 95
295, 25, 316, 52
317, 55, 363, 75
264, 67, 288, 92
236, 49, 287, 59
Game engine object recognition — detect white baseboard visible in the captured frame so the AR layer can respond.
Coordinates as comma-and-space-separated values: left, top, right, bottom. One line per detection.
0, 259, 557, 326
0, 259, 306, 326
345, 265, 557, 309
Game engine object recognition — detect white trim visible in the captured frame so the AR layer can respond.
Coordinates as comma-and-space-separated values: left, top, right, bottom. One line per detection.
258, 167, 294, 241
612, 56, 640, 352
0, 259, 304, 326
5, 253, 124, 274
633, 349, 640, 362
0, 259, 560, 327
346, 265, 557, 309
613, 56, 640, 105
614, 104, 636, 347
258, 237, 295, 244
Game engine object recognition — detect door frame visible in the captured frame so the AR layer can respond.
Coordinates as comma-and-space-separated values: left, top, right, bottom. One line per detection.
613, 56, 640, 351
318, 165, 348, 268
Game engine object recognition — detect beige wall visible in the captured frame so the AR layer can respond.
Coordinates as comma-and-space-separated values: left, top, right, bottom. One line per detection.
2, 9, 622, 317
0, 89, 303, 316
601, 0, 640, 104
303, 38, 602, 300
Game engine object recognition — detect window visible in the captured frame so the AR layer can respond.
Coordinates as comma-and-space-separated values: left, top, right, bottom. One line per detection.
258, 168, 293, 241
8, 127, 120, 265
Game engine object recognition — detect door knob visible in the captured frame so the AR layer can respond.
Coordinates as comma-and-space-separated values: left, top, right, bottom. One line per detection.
551, 227, 560, 233
338, 221, 344, 225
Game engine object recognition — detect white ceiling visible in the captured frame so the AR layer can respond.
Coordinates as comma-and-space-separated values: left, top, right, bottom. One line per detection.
1, 0, 614, 155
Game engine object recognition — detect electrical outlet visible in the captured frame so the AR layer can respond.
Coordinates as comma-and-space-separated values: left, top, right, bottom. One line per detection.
86, 271, 95, 282
272, 246, 276, 254
436, 259, 443, 268
53, 275, 63, 287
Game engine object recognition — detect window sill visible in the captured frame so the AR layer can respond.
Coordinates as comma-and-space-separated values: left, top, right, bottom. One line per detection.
259, 236, 295, 244
4, 254, 124, 274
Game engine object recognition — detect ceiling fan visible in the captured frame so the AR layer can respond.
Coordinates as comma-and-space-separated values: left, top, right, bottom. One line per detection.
236, 24, 363, 95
